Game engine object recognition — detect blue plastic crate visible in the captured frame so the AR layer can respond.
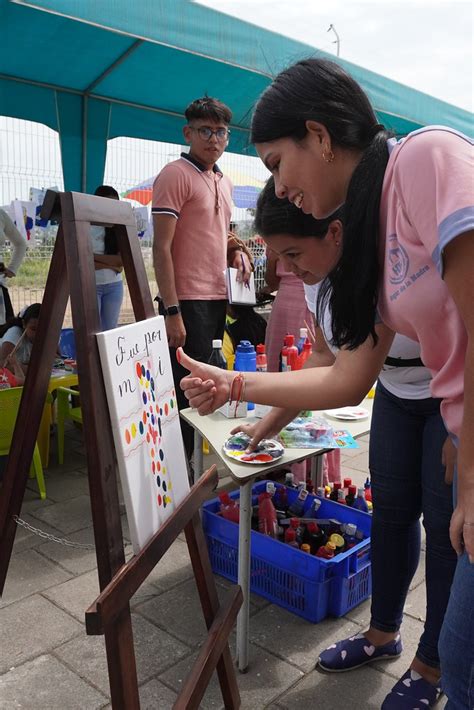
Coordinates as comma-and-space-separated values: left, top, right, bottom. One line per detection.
202, 480, 372, 623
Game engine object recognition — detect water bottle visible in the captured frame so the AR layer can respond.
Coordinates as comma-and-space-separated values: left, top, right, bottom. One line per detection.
208, 339, 227, 369
234, 340, 256, 411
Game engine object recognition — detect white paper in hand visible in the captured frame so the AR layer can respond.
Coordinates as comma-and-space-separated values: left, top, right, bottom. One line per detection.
226, 267, 256, 305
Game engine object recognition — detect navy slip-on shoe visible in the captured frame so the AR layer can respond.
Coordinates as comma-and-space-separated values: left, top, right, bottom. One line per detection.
381, 669, 443, 709
317, 632, 402, 672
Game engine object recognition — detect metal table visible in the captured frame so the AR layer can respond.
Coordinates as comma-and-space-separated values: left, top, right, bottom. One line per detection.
181, 399, 373, 672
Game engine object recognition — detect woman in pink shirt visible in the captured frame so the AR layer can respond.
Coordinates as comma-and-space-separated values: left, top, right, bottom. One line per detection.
179, 59, 473, 710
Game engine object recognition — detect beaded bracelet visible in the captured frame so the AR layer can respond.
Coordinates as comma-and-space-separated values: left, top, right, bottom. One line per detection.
229, 371, 246, 416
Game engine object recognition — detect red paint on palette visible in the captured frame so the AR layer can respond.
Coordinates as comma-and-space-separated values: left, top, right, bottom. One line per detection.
241, 453, 273, 463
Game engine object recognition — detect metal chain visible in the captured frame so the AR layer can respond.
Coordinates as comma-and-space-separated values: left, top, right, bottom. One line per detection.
13, 515, 95, 550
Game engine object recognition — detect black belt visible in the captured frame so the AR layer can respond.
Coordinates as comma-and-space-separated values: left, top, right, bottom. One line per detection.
384, 356, 424, 368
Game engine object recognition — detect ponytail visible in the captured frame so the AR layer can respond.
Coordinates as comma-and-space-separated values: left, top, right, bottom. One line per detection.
319, 130, 393, 348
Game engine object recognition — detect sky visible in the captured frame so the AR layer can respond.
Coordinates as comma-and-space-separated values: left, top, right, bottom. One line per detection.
198, 0, 473, 112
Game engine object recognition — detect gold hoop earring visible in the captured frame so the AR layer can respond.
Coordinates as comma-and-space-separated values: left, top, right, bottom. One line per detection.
322, 147, 335, 163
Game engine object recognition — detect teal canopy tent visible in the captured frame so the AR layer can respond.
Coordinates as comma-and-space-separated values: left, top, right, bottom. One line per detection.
1, 0, 471, 194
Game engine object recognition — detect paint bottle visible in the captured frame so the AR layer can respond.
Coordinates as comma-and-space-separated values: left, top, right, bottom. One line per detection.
343, 523, 358, 549
343, 477, 353, 494
208, 339, 227, 369
330, 481, 342, 502
300, 543, 311, 554
305, 522, 327, 554
345, 484, 357, 507
218, 492, 240, 523
234, 340, 256, 410
364, 476, 372, 502
289, 517, 304, 546
317, 486, 326, 498
336, 489, 347, 505
273, 484, 289, 513
281, 334, 299, 372
306, 478, 315, 495
258, 492, 277, 537
329, 533, 346, 555
297, 328, 308, 354
299, 339, 313, 367
284, 528, 299, 548
316, 541, 336, 559
256, 343, 267, 373
284, 472, 298, 489
303, 497, 322, 518
353, 487, 370, 513
287, 488, 308, 517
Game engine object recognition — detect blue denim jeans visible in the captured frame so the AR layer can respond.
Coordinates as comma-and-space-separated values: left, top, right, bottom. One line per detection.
369, 382, 457, 668
96, 280, 124, 331
439, 528, 474, 708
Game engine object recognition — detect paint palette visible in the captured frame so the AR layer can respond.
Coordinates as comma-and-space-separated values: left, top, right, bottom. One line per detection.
324, 406, 370, 421
223, 432, 284, 465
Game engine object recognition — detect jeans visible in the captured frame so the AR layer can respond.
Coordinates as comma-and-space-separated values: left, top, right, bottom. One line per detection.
369, 382, 457, 669
96, 280, 124, 331
439, 530, 474, 708
161, 299, 227, 459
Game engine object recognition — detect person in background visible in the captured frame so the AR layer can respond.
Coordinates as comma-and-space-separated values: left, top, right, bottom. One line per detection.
91, 185, 124, 331
0, 208, 27, 325
253, 177, 457, 709
0, 303, 41, 373
222, 303, 267, 367
0, 352, 25, 388
179, 59, 473, 709
152, 96, 251, 460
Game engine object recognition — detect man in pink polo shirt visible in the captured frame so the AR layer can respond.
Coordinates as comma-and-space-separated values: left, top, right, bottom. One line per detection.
152, 96, 250, 459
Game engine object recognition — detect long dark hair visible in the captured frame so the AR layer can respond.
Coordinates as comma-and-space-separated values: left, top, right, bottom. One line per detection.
94, 185, 120, 255
251, 58, 394, 348
0, 302, 41, 339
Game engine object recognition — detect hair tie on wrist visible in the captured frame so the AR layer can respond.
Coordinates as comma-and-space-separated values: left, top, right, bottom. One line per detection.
370, 123, 385, 138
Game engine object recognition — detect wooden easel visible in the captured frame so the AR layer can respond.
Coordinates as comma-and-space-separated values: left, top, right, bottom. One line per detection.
0, 190, 241, 709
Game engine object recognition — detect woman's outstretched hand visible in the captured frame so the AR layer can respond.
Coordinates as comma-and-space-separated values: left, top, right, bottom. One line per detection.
178, 348, 231, 415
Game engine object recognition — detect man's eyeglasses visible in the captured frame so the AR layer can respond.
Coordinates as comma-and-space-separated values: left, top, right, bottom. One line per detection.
189, 126, 230, 142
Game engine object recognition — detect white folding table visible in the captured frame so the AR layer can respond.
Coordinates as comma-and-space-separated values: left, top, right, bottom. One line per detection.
181, 399, 373, 672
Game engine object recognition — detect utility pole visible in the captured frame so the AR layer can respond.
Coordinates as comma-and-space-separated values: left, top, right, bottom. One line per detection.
327, 24, 340, 57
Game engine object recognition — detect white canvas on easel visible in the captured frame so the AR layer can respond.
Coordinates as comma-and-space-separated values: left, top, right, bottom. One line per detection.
97, 316, 189, 553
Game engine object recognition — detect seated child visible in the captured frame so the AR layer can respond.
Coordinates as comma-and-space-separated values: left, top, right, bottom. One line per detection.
0, 303, 41, 373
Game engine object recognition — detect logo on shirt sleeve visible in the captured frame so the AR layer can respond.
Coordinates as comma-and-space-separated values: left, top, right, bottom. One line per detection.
387, 233, 410, 284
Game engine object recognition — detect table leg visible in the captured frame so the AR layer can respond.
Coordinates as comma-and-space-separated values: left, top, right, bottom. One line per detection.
236, 480, 252, 673
310, 453, 324, 489
193, 430, 203, 482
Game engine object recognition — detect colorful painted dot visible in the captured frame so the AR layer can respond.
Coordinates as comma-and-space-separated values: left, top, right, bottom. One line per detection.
151, 378, 155, 390
139, 421, 144, 435
156, 475, 161, 487
151, 414, 155, 425
146, 433, 150, 443
151, 460, 155, 473
163, 498, 167, 508
170, 398, 174, 409
142, 411, 147, 424
158, 418, 162, 436
157, 494, 162, 506
142, 392, 147, 405
131, 423, 137, 438
146, 369, 151, 381
164, 403, 169, 416
162, 467, 166, 475
151, 448, 155, 459
136, 363, 142, 378
157, 461, 161, 472
163, 481, 167, 492
141, 364, 146, 377
159, 408, 163, 416
125, 429, 131, 445
159, 448, 164, 461
155, 404, 159, 413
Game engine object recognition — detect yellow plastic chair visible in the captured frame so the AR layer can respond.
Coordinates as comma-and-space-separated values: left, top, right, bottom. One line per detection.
0, 386, 46, 499
57, 387, 83, 464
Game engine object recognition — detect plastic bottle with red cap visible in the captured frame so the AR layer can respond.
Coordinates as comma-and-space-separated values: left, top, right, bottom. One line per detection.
256, 344, 267, 373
